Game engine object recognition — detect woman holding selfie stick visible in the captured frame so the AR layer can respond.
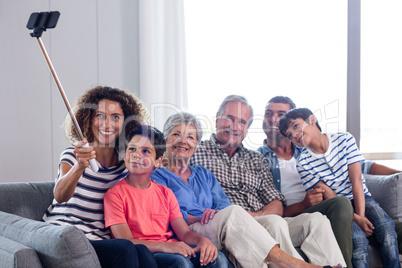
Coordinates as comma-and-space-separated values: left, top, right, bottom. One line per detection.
43, 86, 157, 268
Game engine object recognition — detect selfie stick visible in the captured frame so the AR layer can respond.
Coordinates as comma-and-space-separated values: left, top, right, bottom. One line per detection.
27, 11, 99, 172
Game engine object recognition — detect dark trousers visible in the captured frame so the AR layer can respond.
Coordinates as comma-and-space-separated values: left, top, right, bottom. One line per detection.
90, 239, 158, 268
305, 196, 354, 268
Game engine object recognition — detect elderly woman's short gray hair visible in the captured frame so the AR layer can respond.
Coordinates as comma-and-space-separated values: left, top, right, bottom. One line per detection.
216, 95, 254, 127
163, 112, 203, 144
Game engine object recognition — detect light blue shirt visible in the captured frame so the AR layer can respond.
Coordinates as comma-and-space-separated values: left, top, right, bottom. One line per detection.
151, 165, 232, 222
257, 140, 303, 192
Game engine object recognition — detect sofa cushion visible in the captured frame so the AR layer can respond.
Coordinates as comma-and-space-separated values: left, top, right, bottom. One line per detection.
0, 235, 42, 268
0, 182, 55, 221
0, 211, 100, 268
365, 172, 402, 221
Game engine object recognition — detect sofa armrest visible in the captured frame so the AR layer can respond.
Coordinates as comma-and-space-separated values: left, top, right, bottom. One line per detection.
365, 172, 402, 221
0, 235, 42, 268
0, 211, 101, 268
0, 181, 54, 221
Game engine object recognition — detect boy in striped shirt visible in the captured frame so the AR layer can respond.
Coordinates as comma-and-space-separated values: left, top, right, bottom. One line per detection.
279, 107, 399, 268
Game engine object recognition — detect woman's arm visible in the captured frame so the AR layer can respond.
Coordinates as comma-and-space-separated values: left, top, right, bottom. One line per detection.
208, 171, 231, 210
187, 214, 201, 225
54, 140, 96, 203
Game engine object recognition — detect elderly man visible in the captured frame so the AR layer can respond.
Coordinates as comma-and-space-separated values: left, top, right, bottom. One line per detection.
257, 96, 402, 267
190, 95, 345, 267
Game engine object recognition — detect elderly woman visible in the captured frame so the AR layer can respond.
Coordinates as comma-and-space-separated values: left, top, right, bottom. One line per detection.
151, 112, 343, 268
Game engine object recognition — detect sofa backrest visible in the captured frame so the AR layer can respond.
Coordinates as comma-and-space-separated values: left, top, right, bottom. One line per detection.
365, 172, 402, 222
0, 181, 55, 221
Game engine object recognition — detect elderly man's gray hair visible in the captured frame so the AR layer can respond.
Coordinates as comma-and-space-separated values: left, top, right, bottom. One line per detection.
163, 112, 203, 145
216, 95, 254, 127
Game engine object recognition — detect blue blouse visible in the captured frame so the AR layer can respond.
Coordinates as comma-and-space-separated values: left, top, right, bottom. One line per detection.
151, 165, 232, 222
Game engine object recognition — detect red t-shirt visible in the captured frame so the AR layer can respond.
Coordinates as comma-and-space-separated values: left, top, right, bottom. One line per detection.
104, 180, 182, 242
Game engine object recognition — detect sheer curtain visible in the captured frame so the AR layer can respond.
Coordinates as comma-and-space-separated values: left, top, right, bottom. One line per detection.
138, 0, 188, 130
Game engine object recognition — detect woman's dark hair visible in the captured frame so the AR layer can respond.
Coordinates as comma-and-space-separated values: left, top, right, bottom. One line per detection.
126, 125, 166, 159
65, 86, 148, 151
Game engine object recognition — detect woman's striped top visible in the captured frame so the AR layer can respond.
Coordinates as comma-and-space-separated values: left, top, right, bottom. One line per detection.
43, 147, 128, 240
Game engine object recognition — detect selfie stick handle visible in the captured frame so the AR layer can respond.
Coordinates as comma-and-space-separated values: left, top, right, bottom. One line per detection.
36, 38, 99, 172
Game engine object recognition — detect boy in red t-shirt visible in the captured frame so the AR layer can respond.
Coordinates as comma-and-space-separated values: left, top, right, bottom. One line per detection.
104, 125, 227, 267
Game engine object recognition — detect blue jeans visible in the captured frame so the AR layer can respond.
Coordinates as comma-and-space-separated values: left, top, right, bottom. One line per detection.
90, 239, 157, 268
153, 250, 229, 268
351, 196, 399, 268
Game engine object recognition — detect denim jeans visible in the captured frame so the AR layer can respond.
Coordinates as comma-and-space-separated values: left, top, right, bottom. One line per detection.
351, 195, 399, 268
90, 239, 157, 268
153, 250, 229, 268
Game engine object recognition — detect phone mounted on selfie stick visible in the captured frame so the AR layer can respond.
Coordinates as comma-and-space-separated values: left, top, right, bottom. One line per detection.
27, 11, 99, 172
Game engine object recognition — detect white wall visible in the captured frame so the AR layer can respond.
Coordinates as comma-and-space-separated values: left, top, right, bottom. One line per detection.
0, 0, 140, 182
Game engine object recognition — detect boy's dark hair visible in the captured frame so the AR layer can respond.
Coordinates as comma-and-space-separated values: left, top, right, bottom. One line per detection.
267, 96, 296, 110
126, 125, 166, 159
279, 108, 322, 137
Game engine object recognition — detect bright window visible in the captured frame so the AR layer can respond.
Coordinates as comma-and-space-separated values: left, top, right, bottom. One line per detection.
361, 1, 402, 155
184, 0, 347, 150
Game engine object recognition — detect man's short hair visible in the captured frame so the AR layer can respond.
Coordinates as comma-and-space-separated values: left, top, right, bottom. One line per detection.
266, 96, 296, 110
126, 125, 166, 159
279, 108, 322, 136
216, 95, 254, 127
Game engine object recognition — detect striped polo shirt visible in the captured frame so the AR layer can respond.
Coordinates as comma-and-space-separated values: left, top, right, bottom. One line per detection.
43, 147, 128, 240
297, 132, 370, 200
